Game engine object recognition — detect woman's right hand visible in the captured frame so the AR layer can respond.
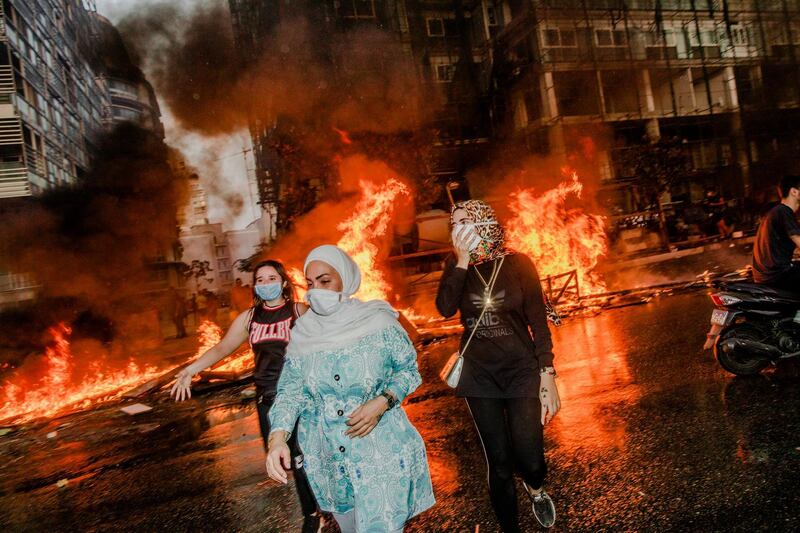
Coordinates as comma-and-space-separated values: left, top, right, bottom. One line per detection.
265, 432, 292, 484
452, 225, 473, 268
170, 366, 196, 402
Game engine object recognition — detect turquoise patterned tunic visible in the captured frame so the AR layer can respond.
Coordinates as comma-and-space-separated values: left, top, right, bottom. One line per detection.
269, 324, 435, 531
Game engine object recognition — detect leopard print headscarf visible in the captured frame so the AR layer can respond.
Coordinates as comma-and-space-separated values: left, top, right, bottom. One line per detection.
451, 200, 510, 264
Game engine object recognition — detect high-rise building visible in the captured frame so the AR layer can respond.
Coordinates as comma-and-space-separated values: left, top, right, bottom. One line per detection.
0, 0, 169, 308
0, 0, 162, 199
488, 0, 800, 218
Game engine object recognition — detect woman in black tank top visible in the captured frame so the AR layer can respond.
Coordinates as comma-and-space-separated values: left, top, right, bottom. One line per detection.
171, 260, 323, 531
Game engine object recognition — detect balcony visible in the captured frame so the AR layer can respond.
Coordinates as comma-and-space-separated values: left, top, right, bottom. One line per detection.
0, 65, 15, 94
24, 144, 45, 177
0, 163, 29, 198
645, 46, 679, 60
691, 46, 722, 60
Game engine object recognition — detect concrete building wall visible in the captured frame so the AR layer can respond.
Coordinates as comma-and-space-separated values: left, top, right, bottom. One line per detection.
225, 227, 262, 281
179, 223, 234, 296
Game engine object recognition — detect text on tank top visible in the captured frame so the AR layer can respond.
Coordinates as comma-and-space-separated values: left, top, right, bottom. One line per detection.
249, 302, 295, 395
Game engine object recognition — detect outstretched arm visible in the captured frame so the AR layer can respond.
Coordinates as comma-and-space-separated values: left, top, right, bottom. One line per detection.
171, 311, 251, 401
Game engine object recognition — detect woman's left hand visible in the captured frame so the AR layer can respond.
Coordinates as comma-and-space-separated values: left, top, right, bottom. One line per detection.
539, 373, 561, 425
345, 396, 389, 438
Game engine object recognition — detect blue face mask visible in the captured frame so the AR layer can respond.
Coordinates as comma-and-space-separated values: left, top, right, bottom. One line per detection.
254, 282, 284, 302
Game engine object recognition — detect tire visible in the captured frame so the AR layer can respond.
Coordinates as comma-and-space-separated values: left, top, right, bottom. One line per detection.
714, 324, 771, 376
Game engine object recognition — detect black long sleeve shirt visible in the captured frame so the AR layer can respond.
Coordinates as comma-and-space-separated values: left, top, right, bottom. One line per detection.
435, 253, 554, 398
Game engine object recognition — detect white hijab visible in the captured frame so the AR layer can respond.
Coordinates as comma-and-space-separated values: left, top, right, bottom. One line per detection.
287, 244, 399, 356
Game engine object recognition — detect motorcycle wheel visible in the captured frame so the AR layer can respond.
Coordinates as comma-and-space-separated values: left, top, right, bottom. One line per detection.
714, 324, 771, 376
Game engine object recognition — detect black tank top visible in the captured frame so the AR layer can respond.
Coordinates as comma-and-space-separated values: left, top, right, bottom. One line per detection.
248, 302, 296, 396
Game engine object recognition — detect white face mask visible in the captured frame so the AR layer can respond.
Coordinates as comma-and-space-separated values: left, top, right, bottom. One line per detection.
452, 221, 496, 251
305, 288, 344, 316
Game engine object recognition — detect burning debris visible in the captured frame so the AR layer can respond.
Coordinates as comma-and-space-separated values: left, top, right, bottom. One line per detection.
506, 172, 608, 295
0, 324, 164, 424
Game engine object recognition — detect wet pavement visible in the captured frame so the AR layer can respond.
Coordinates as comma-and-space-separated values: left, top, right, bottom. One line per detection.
2, 291, 800, 532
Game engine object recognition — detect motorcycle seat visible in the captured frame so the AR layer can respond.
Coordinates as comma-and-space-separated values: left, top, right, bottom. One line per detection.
725, 282, 800, 301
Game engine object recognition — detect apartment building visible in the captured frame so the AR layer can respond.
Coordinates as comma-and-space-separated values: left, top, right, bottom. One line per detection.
0, 0, 162, 199
490, 0, 800, 215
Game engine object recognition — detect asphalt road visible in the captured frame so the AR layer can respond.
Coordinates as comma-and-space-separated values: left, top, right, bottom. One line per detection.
2, 291, 799, 532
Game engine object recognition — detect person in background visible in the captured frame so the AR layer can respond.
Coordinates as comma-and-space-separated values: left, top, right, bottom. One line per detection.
172, 260, 324, 533
204, 290, 219, 322
195, 291, 207, 322
752, 175, 800, 294
167, 286, 187, 339
266, 245, 435, 533
230, 277, 253, 321
436, 200, 560, 531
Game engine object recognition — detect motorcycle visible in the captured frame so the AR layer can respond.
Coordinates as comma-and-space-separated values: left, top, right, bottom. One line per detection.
703, 281, 800, 376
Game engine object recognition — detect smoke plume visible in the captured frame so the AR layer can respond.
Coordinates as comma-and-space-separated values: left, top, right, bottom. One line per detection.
118, 0, 435, 137
0, 123, 187, 312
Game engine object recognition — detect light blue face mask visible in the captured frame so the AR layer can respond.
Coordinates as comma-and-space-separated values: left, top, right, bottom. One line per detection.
254, 282, 283, 302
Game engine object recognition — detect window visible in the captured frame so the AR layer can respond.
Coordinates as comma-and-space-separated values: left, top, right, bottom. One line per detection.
542, 28, 576, 47
595, 29, 626, 47
112, 106, 142, 121
338, 0, 375, 19
427, 18, 445, 36
433, 63, 455, 82
646, 28, 677, 47
730, 25, 750, 46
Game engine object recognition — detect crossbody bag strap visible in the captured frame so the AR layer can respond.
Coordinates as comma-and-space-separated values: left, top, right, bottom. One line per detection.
460, 256, 505, 356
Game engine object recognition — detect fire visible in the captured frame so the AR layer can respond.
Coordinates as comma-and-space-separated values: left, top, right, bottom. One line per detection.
194, 319, 254, 374
212, 349, 254, 373
283, 176, 409, 304
194, 320, 222, 358
506, 172, 607, 295
337, 178, 409, 301
288, 267, 307, 301
0, 323, 162, 424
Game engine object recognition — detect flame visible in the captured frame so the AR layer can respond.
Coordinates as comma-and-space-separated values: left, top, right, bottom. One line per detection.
336, 178, 409, 301
212, 349, 254, 373
194, 319, 254, 374
194, 320, 222, 358
288, 267, 307, 302
0, 323, 162, 424
506, 172, 607, 295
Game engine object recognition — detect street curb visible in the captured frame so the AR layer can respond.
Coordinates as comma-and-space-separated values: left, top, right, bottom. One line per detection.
608, 237, 754, 269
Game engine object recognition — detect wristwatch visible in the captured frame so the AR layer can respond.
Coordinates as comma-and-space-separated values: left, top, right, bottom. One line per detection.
380, 390, 397, 410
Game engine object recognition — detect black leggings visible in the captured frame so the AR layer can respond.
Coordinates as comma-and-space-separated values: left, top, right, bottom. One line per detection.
466, 396, 547, 533
256, 393, 318, 517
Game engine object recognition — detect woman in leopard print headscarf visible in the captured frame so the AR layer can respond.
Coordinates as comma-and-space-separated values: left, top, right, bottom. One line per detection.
449, 200, 510, 264
437, 198, 562, 531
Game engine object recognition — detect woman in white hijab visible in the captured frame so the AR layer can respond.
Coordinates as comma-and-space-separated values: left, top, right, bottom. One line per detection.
266, 245, 435, 532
